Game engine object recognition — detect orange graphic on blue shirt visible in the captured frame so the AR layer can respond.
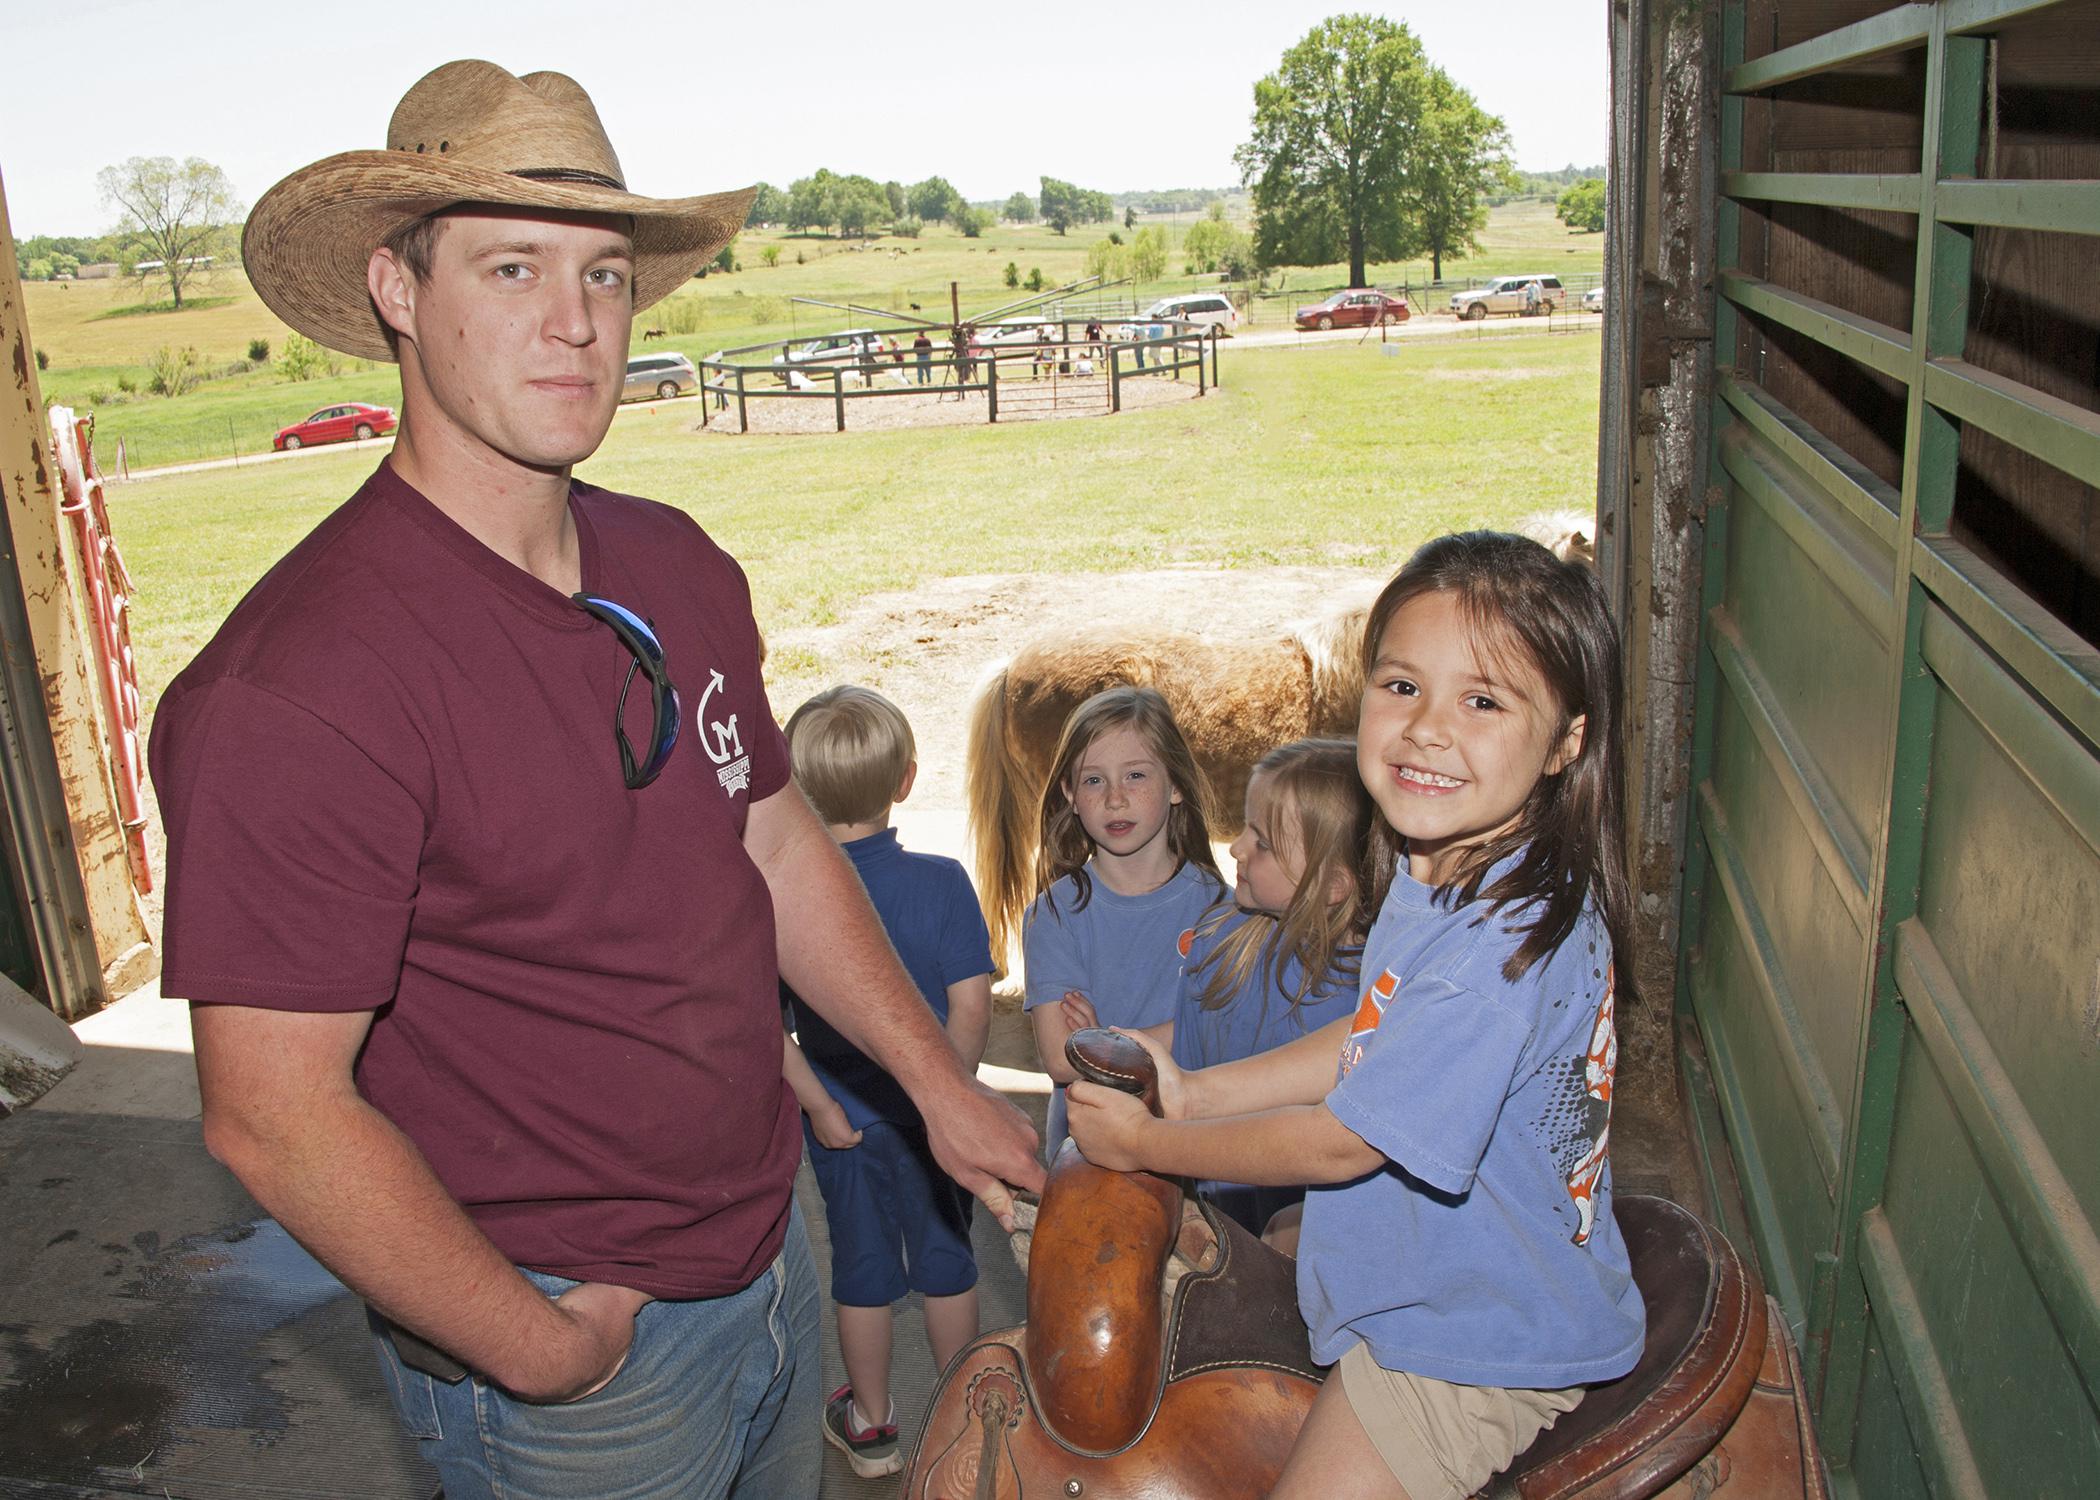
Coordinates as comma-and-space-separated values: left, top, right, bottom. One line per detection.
1177, 927, 1195, 959
1564, 968, 1617, 1244
1337, 968, 1398, 1078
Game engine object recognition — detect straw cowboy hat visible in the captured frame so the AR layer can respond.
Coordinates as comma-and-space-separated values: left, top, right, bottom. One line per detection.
244, 60, 754, 362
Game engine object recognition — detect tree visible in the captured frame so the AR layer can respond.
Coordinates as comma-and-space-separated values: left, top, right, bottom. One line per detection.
748, 182, 790, 226
96, 156, 243, 309
1557, 177, 1607, 233
1411, 69, 1517, 280
1235, 16, 1433, 289
1003, 191, 1036, 222
884, 180, 908, 216
955, 204, 992, 238
1124, 205, 1137, 231
1129, 225, 1169, 282
1039, 177, 1081, 235
1085, 237, 1128, 282
1003, 261, 1020, 289
908, 176, 962, 223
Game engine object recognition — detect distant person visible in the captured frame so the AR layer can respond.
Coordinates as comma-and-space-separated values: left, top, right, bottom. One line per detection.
778, 687, 993, 1480
912, 329, 934, 384
151, 59, 1040, 1500
1524, 279, 1541, 316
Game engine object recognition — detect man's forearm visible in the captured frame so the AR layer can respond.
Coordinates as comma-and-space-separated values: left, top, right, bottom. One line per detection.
204, 1084, 579, 1392
757, 795, 966, 1095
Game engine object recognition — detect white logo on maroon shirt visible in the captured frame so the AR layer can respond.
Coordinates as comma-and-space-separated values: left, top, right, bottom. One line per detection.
696, 669, 750, 796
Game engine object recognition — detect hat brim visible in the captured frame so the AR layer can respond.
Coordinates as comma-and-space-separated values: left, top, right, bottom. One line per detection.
243, 151, 755, 362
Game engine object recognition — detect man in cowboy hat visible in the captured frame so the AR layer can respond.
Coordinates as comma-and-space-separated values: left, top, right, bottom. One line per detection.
150, 60, 1042, 1498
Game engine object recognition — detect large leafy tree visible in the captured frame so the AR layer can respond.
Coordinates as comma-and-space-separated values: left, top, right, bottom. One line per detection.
748, 182, 790, 226
1557, 177, 1607, 233
1038, 177, 1112, 236
1235, 14, 1431, 288
908, 176, 963, 223
1411, 69, 1517, 281
1002, 191, 1036, 222
96, 156, 242, 309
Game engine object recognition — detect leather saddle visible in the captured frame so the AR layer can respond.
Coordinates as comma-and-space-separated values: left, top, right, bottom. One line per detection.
902, 1029, 1828, 1500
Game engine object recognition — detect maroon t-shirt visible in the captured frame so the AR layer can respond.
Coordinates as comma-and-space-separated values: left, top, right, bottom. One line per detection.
151, 464, 801, 1299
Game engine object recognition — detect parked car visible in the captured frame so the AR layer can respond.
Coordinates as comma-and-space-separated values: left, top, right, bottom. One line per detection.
772, 329, 885, 368
622, 353, 698, 401
1292, 289, 1410, 331
1140, 293, 1240, 335
273, 402, 397, 451
1583, 285, 1605, 313
974, 317, 1055, 348
1449, 275, 1567, 320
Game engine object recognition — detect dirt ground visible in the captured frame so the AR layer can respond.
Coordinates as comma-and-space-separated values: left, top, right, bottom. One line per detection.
766, 564, 1385, 811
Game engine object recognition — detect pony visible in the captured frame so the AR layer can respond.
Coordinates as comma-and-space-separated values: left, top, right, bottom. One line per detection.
966, 515, 1595, 968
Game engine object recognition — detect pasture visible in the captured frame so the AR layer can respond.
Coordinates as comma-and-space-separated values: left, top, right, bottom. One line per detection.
31, 200, 1603, 470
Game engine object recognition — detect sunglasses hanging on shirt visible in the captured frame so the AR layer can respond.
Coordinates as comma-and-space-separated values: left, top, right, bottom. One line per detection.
572, 594, 681, 789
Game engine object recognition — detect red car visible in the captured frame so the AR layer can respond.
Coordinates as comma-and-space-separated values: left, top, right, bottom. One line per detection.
1293, 290, 1410, 331
273, 401, 398, 451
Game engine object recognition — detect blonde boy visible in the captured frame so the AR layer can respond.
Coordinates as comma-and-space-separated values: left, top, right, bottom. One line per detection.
780, 687, 994, 1479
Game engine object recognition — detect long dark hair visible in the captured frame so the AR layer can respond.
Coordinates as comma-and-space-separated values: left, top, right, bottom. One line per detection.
1033, 686, 1221, 916
1360, 531, 1635, 995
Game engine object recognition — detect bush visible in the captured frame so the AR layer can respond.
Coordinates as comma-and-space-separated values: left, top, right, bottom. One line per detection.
1025, 267, 1044, 292
146, 344, 202, 397
116, 374, 137, 395
1003, 262, 1020, 289
760, 245, 781, 268
956, 205, 991, 238
277, 332, 340, 382
888, 216, 923, 239
34, 349, 48, 371
247, 337, 271, 363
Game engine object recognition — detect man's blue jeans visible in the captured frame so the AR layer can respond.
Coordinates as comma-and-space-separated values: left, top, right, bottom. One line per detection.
371, 1202, 822, 1499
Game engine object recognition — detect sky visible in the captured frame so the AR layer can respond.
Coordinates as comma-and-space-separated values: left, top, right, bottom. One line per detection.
0, 1, 1608, 240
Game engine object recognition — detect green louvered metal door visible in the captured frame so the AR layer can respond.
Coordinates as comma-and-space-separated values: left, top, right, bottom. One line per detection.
1682, 1, 2100, 1494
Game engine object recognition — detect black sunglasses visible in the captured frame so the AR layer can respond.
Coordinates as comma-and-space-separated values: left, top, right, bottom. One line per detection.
573, 594, 680, 789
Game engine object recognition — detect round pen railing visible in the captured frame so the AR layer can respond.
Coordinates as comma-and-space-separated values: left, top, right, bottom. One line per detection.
696, 318, 1220, 434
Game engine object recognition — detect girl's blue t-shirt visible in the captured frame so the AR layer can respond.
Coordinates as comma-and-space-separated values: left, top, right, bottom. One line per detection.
1297, 857, 1646, 1389
1173, 908, 1360, 1227
1171, 908, 1359, 1074
1023, 859, 1224, 1158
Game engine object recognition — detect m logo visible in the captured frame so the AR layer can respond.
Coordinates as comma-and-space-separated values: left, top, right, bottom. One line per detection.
695, 668, 751, 797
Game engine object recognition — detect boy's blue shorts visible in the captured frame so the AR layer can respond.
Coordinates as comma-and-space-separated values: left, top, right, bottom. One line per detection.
804, 1117, 978, 1307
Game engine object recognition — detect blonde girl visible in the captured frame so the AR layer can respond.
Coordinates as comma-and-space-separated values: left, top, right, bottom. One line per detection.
1022, 686, 1224, 1163
1069, 533, 1645, 1500
1170, 738, 1371, 1235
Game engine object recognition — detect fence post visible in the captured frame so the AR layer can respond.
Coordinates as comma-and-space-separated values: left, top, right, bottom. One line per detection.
834, 368, 845, 433
1197, 334, 1206, 395
1211, 328, 1221, 389
1110, 345, 1122, 413
987, 348, 998, 424
700, 366, 710, 427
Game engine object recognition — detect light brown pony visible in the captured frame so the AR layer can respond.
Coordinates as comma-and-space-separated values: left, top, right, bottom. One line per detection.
966, 517, 1594, 967
968, 607, 1366, 968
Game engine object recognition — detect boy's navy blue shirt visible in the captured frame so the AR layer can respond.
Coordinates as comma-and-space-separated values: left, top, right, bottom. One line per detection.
783, 828, 993, 1132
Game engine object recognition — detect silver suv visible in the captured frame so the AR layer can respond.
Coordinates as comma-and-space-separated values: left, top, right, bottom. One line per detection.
1449, 275, 1566, 320
623, 353, 697, 401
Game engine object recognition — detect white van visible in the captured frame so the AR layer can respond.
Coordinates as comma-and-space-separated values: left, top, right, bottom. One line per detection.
1140, 293, 1239, 335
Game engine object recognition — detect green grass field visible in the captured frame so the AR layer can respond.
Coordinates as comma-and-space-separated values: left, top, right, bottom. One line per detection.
109, 334, 1600, 724
28, 200, 1603, 472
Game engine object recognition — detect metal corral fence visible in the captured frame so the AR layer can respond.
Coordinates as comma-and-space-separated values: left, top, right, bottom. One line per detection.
697, 317, 1219, 433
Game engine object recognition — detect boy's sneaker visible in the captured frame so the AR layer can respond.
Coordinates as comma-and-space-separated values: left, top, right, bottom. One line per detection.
823, 1384, 902, 1479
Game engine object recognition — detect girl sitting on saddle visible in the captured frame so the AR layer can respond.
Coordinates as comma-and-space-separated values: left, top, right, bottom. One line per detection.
1024, 686, 1225, 1164
1069, 532, 1646, 1500
1166, 737, 1373, 1243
